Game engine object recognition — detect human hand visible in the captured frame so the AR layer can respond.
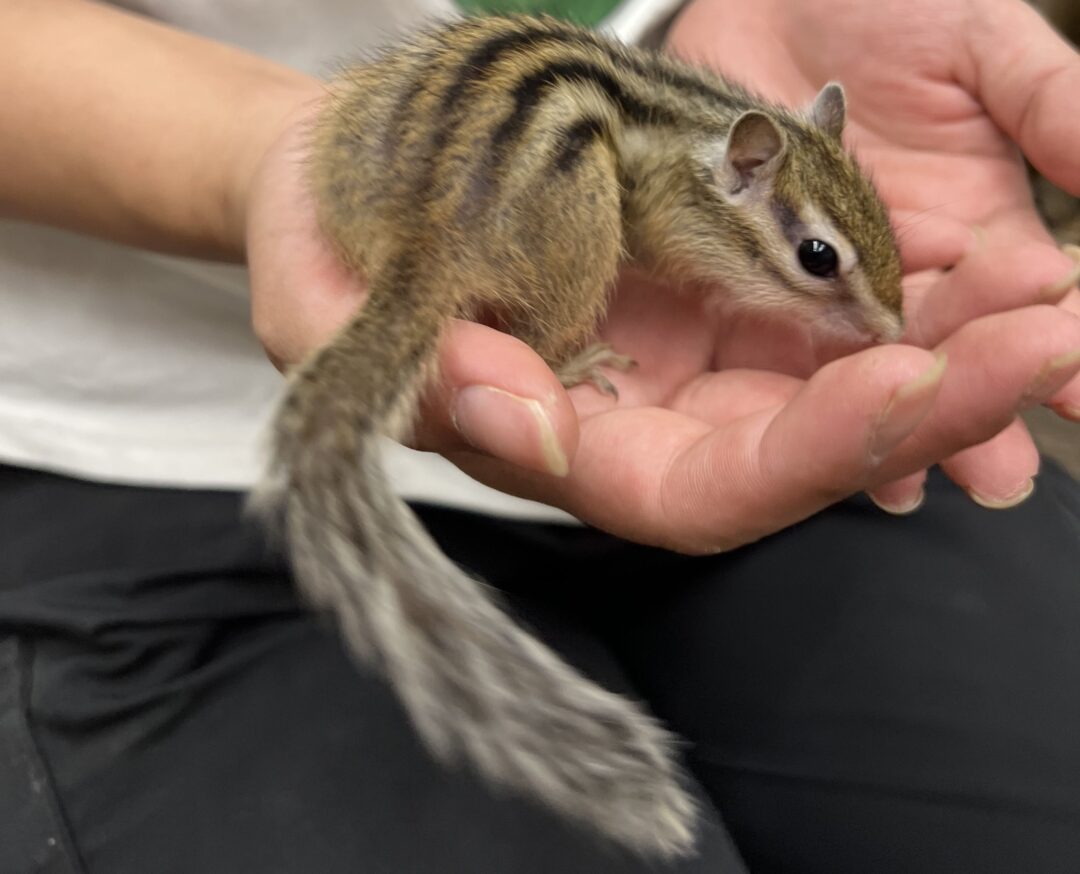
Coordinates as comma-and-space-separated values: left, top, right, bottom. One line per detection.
665, 0, 1080, 512
246, 13, 1080, 554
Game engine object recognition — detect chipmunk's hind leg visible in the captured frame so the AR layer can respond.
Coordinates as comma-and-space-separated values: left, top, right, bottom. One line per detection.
497, 138, 629, 392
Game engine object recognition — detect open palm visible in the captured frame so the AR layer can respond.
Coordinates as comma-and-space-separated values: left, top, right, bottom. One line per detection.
248, 0, 1080, 553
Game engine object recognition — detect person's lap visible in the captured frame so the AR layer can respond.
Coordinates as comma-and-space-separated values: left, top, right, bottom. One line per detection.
0, 465, 743, 873
1, 462, 1077, 872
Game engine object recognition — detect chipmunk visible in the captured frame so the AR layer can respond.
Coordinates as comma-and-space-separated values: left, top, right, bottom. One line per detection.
254, 14, 903, 859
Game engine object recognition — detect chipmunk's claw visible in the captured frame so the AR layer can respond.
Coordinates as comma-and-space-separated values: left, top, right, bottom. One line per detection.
557, 343, 637, 399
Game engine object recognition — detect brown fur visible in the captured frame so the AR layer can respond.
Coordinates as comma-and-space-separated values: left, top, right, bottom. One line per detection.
255, 15, 903, 858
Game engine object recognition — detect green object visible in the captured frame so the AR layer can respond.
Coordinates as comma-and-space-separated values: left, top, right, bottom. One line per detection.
458, 0, 620, 28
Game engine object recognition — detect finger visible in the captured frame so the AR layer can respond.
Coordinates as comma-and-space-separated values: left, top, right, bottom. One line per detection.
413, 320, 579, 477
893, 209, 975, 274
908, 221, 1080, 347
876, 305, 1080, 484
1049, 375, 1080, 421
1049, 287, 1080, 418
963, 0, 1080, 195
867, 470, 928, 516
938, 417, 1039, 509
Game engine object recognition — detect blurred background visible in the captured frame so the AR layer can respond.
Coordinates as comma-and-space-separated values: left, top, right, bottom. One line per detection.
1025, 0, 1080, 476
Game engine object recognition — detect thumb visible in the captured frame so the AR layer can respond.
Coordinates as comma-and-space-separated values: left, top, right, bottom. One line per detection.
412, 319, 580, 478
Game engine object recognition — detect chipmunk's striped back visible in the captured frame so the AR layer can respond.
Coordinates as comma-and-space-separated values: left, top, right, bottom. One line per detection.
260, 15, 905, 861
315, 16, 748, 269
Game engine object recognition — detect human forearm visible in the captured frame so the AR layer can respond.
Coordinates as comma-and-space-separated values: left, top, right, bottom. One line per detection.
0, 0, 321, 261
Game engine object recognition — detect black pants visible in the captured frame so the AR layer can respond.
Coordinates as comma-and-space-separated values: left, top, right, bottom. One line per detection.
1, 463, 1078, 874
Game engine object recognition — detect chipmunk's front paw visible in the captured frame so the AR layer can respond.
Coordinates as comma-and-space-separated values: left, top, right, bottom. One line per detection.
556, 343, 637, 399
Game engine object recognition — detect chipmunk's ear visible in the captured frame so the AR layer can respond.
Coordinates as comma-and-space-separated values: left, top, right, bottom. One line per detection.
721, 111, 786, 196
809, 82, 846, 139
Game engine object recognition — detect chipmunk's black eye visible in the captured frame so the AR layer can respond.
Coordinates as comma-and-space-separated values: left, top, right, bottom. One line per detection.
798, 239, 839, 278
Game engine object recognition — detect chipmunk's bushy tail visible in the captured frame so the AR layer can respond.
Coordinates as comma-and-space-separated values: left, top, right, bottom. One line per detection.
252, 271, 697, 859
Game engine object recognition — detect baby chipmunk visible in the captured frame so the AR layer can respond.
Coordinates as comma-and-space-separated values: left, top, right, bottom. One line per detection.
255, 14, 903, 859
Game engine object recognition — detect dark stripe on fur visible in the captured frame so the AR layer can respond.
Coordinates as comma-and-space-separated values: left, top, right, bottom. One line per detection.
552, 115, 609, 172
490, 59, 680, 161
393, 18, 746, 222
771, 197, 801, 242
435, 19, 737, 129
412, 18, 740, 194
437, 24, 560, 134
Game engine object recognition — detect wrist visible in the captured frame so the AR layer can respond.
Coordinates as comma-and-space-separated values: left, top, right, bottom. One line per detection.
219, 78, 324, 262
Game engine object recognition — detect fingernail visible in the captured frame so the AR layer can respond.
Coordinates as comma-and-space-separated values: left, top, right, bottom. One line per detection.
869, 354, 948, 462
452, 386, 569, 477
1038, 249, 1080, 303
967, 478, 1035, 510
869, 487, 925, 516
1022, 347, 1080, 408
1051, 400, 1080, 422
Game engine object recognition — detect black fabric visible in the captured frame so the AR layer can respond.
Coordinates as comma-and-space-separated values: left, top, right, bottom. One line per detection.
0, 465, 742, 874
0, 462, 1078, 873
